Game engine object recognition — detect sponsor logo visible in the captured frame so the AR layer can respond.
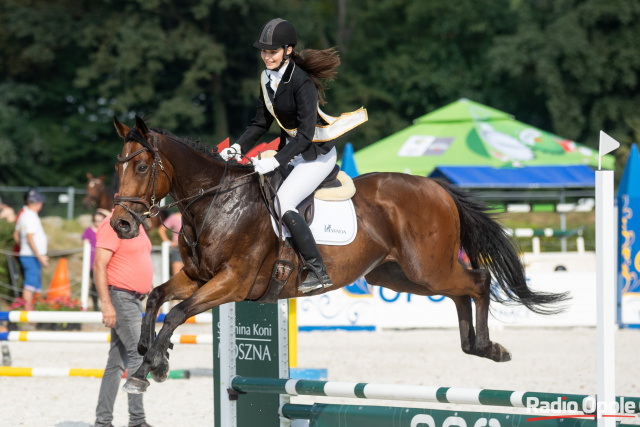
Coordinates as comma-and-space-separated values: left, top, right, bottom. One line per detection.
526, 396, 636, 422
324, 224, 347, 234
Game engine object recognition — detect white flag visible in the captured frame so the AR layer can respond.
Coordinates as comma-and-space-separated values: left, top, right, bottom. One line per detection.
598, 131, 620, 170
599, 131, 620, 157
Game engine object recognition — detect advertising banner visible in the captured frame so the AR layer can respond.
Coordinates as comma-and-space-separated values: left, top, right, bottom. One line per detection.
297, 269, 597, 330
618, 144, 640, 326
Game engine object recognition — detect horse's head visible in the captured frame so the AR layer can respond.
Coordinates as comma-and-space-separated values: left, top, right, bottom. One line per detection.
82, 173, 107, 210
111, 116, 172, 239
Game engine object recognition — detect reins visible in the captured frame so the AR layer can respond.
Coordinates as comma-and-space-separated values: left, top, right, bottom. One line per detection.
114, 132, 258, 268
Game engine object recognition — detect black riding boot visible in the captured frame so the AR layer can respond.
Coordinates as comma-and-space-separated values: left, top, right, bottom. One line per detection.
282, 210, 332, 294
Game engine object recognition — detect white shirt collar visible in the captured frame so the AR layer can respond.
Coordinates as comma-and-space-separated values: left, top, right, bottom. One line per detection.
265, 61, 289, 91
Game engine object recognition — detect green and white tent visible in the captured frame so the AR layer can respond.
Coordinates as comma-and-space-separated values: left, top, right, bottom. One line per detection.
354, 98, 614, 177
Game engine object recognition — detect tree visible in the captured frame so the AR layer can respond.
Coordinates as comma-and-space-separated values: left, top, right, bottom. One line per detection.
487, 0, 640, 154
330, 0, 517, 150
1, 0, 639, 187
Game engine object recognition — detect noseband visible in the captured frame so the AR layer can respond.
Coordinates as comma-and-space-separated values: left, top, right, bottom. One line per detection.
114, 135, 170, 229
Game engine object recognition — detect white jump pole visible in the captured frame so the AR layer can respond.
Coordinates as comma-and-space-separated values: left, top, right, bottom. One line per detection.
81, 240, 91, 309
596, 131, 619, 427
219, 302, 237, 426
161, 240, 171, 314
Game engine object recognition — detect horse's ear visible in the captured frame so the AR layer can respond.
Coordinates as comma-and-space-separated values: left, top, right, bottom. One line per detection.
99, 175, 106, 181
135, 115, 149, 140
86, 172, 93, 179
113, 117, 130, 139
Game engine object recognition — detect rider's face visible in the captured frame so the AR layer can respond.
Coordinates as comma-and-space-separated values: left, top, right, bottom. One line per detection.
261, 47, 292, 70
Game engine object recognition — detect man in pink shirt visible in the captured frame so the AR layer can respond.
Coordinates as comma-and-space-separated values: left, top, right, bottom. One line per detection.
93, 212, 153, 427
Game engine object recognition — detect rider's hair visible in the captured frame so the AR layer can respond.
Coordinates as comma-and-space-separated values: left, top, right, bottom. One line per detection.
291, 47, 340, 105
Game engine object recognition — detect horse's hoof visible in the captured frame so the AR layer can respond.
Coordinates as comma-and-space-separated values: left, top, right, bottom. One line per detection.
122, 376, 150, 394
491, 343, 512, 362
150, 356, 170, 383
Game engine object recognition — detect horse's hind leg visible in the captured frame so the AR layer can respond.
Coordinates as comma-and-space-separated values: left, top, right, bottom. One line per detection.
471, 268, 511, 362
138, 271, 199, 357
447, 269, 511, 362
451, 295, 475, 355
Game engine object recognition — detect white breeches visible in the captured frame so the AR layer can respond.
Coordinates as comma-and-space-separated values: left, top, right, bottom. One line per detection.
277, 147, 337, 215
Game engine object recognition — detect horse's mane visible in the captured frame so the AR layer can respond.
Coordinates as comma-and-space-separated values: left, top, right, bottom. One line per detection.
152, 128, 224, 161
125, 127, 252, 168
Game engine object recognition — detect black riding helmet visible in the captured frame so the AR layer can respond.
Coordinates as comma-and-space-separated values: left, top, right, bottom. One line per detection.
253, 18, 297, 50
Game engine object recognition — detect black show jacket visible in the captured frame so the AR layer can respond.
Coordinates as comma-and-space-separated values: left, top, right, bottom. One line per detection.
236, 61, 336, 166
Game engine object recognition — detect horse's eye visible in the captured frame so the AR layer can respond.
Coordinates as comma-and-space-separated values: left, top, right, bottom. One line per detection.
137, 165, 148, 173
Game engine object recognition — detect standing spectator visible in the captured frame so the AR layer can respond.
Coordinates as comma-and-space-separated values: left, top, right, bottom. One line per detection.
93, 212, 154, 427
15, 189, 48, 311
81, 208, 110, 310
157, 211, 183, 277
12, 190, 30, 256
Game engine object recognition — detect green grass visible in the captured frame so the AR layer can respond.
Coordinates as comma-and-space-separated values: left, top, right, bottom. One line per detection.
497, 212, 595, 252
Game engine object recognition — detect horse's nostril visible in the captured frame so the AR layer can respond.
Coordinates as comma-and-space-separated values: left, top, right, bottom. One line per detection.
117, 219, 131, 232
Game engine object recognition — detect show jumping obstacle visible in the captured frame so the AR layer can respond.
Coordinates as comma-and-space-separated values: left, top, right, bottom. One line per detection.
211, 136, 633, 427
0, 331, 211, 345
214, 300, 637, 427
0, 366, 189, 379
0, 311, 212, 324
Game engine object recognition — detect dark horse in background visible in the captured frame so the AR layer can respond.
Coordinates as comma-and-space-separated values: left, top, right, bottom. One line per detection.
111, 117, 567, 394
83, 172, 116, 211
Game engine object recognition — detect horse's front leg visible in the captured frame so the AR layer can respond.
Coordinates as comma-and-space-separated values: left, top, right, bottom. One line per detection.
138, 270, 200, 357
123, 271, 248, 394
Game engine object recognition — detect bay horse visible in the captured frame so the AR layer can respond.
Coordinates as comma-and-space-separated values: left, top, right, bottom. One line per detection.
111, 117, 567, 394
83, 173, 115, 211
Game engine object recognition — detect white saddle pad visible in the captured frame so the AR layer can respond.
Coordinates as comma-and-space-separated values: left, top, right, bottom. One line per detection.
270, 199, 357, 246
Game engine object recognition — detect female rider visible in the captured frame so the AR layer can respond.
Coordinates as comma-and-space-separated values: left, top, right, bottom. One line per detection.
220, 18, 367, 294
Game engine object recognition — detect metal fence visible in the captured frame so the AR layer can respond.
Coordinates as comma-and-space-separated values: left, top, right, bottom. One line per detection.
0, 186, 88, 220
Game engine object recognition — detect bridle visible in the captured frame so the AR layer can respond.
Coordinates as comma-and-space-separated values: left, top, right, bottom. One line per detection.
114, 134, 170, 229
113, 130, 261, 269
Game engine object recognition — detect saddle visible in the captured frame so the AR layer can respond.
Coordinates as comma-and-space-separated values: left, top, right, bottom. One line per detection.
251, 151, 356, 304
267, 158, 356, 226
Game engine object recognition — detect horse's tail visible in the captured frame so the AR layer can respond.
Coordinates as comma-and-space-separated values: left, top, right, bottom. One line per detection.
434, 179, 569, 314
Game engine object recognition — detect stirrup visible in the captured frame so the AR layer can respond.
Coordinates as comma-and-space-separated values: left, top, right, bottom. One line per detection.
298, 265, 332, 294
